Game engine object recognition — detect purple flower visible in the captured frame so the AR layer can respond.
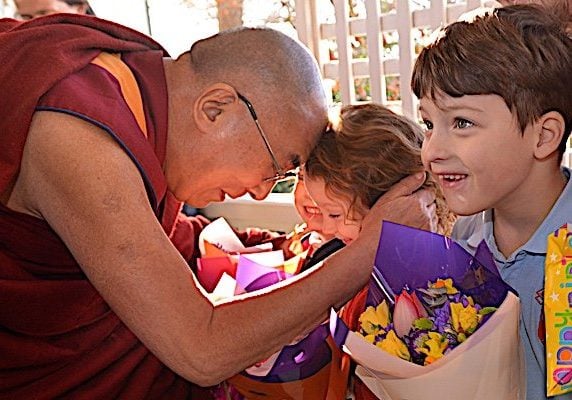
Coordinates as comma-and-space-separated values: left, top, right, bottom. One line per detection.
404, 329, 430, 365
433, 302, 451, 333
460, 295, 470, 307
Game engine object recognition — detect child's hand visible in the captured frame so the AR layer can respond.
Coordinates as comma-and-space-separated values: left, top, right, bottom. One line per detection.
359, 173, 437, 246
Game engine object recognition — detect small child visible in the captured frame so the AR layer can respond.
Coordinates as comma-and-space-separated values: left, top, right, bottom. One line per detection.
282, 171, 339, 261
304, 103, 455, 244
289, 170, 349, 270
303, 103, 455, 400
293, 169, 328, 235
411, 5, 571, 399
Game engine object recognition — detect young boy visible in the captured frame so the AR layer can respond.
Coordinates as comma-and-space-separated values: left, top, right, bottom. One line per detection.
412, 5, 572, 399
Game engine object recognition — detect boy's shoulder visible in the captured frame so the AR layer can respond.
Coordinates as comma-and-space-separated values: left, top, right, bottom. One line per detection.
524, 168, 571, 253
453, 167, 572, 255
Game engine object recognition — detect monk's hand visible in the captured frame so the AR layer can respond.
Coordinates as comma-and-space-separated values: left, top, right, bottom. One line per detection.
356, 173, 436, 252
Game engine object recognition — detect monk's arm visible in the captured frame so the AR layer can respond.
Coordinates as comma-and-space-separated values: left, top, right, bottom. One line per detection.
12, 111, 429, 386
10, 111, 361, 385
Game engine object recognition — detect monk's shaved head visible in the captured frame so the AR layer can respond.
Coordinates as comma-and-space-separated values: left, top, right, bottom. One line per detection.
188, 27, 325, 105
181, 26, 328, 173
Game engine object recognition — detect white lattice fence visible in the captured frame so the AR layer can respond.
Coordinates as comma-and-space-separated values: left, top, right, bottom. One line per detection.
296, 0, 498, 119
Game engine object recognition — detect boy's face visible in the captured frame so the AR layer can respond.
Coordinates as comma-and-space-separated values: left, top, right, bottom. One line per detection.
420, 93, 536, 216
304, 175, 363, 245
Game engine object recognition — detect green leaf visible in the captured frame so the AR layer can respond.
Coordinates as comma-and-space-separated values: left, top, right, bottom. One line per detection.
414, 317, 434, 330
479, 307, 497, 316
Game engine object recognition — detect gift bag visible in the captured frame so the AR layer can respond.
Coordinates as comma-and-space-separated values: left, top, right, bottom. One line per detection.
545, 223, 572, 397
330, 222, 526, 400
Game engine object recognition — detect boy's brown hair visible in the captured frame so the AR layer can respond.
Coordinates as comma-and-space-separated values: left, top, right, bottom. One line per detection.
411, 4, 572, 157
305, 103, 456, 235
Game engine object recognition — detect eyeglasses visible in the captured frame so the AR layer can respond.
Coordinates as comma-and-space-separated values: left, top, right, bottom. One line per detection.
237, 92, 297, 183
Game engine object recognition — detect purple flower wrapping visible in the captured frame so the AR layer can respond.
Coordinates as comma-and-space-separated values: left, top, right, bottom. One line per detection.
370, 221, 513, 308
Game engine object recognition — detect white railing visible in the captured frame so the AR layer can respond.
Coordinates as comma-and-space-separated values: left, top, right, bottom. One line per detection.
296, 0, 497, 119
1, 1, 9, 17
202, 193, 302, 232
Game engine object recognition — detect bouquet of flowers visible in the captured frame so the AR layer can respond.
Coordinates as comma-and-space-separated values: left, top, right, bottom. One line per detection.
196, 218, 346, 400
330, 222, 525, 400
358, 277, 498, 368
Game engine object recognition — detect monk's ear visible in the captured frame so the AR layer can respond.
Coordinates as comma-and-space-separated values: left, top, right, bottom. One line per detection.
193, 83, 238, 132
533, 111, 565, 160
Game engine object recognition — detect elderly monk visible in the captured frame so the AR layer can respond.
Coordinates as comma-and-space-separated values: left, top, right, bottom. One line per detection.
0, 15, 434, 398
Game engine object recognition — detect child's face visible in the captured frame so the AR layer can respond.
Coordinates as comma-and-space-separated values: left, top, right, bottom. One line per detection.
304, 176, 363, 245
293, 172, 328, 235
420, 93, 537, 216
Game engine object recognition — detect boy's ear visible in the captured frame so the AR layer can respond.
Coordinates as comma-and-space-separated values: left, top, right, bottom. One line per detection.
193, 83, 238, 132
533, 111, 565, 160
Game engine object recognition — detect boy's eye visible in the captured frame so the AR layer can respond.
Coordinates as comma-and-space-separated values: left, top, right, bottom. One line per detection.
328, 214, 341, 219
454, 118, 474, 129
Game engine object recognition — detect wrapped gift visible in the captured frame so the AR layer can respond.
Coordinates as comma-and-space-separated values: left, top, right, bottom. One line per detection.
197, 218, 346, 399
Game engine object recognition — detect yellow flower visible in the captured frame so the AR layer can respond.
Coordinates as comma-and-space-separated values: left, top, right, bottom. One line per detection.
450, 302, 479, 334
377, 330, 411, 361
363, 334, 377, 344
431, 278, 458, 295
359, 301, 390, 335
418, 332, 448, 365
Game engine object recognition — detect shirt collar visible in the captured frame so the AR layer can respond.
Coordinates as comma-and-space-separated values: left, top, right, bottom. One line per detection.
524, 166, 571, 254
465, 167, 571, 256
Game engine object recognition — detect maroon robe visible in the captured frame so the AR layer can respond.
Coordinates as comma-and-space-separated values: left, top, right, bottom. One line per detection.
0, 15, 213, 399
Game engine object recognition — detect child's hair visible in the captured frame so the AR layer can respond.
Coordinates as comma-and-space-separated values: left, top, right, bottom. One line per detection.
305, 103, 456, 235
411, 4, 572, 159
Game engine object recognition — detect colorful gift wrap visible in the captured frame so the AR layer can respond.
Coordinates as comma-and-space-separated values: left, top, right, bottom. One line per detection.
330, 222, 526, 400
196, 218, 347, 399
197, 256, 237, 293
219, 255, 346, 399
545, 223, 572, 397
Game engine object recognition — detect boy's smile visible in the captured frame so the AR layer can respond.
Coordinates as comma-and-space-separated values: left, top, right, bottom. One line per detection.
436, 174, 468, 189
419, 93, 538, 217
